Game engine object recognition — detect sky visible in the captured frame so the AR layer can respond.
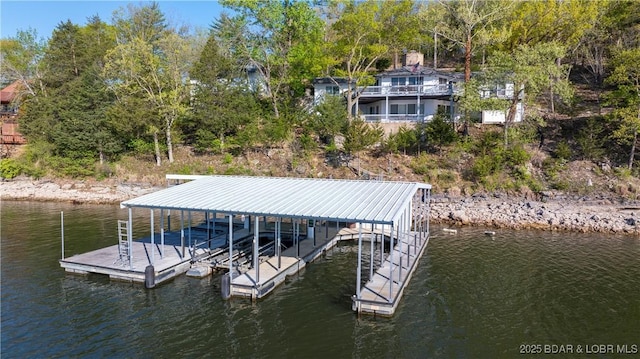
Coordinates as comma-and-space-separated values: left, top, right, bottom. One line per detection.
0, 0, 227, 39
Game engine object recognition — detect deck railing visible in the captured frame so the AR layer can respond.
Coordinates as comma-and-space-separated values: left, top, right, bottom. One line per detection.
361, 114, 431, 123
358, 83, 460, 97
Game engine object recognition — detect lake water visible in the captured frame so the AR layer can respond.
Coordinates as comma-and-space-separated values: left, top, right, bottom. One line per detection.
1, 201, 639, 358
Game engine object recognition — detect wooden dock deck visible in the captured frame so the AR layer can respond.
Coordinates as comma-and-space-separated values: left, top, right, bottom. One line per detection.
229, 227, 342, 299
355, 230, 429, 316
59, 225, 234, 286
60, 242, 194, 285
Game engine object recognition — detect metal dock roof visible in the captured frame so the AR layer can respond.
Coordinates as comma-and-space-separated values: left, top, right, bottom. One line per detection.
121, 175, 430, 225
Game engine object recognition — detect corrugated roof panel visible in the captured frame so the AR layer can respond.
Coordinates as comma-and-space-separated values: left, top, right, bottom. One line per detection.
121, 176, 430, 225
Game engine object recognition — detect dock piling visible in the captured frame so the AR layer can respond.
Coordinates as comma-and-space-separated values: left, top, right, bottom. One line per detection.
60, 211, 64, 260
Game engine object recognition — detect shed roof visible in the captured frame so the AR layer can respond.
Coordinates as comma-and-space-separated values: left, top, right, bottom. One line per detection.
121, 175, 430, 225
1, 80, 22, 104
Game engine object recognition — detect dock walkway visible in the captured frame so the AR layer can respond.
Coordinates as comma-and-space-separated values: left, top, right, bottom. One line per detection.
355, 230, 429, 316
228, 225, 342, 299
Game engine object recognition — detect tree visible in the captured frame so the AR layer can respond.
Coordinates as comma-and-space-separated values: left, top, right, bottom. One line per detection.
379, 0, 423, 69
19, 18, 120, 169
605, 48, 640, 170
185, 32, 261, 154
502, 0, 598, 112
486, 42, 573, 146
311, 94, 348, 146
434, 0, 511, 82
326, 0, 388, 119
104, 3, 195, 165
503, 0, 599, 52
0, 28, 46, 97
418, 1, 447, 69
343, 118, 383, 156
218, 0, 326, 118
577, 1, 640, 86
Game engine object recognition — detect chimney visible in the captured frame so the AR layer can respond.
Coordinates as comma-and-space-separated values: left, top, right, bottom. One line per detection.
402, 50, 424, 67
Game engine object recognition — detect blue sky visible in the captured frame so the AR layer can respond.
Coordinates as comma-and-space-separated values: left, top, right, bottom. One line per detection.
1, 1, 227, 39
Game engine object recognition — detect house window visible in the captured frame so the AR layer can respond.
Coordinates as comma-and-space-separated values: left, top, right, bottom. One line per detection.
408, 104, 416, 114
438, 104, 451, 114
390, 104, 399, 114
391, 77, 406, 86
439, 78, 448, 85
325, 86, 340, 95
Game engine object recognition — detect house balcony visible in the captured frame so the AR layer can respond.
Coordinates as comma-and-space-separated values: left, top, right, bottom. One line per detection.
358, 84, 462, 98
361, 114, 431, 123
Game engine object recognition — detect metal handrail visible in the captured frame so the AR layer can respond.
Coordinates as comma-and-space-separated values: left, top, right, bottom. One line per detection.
358, 84, 459, 96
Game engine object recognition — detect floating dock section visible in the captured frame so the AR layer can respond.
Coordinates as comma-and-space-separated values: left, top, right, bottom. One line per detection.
60, 175, 430, 316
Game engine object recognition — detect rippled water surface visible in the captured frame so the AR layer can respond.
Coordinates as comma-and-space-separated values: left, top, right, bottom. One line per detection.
2, 201, 639, 358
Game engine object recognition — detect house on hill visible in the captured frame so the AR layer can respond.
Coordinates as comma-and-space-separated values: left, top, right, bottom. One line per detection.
313, 51, 523, 125
1, 81, 27, 146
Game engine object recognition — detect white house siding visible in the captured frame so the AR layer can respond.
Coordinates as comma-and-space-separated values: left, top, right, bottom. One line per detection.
359, 99, 453, 122
313, 83, 349, 105
481, 102, 523, 124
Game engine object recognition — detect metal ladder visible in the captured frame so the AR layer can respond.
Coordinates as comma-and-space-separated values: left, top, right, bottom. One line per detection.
115, 220, 131, 267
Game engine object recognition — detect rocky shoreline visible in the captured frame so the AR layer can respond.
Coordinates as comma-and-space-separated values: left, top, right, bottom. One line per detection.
430, 194, 639, 235
2, 178, 638, 235
0, 177, 160, 204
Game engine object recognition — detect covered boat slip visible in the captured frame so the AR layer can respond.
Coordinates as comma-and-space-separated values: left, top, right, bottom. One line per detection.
62, 175, 431, 315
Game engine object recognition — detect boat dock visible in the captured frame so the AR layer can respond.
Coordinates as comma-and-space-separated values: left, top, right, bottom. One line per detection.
60, 175, 431, 316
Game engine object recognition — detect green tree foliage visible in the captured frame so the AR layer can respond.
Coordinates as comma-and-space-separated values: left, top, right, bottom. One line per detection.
485, 42, 573, 146
0, 159, 22, 179
430, 0, 511, 81
379, 0, 423, 69
422, 112, 459, 151
0, 28, 46, 96
18, 17, 120, 170
576, 118, 606, 161
311, 94, 348, 146
185, 33, 260, 154
104, 3, 196, 165
394, 125, 418, 155
503, 0, 599, 52
343, 118, 383, 156
326, 0, 388, 119
219, 0, 326, 118
605, 48, 640, 170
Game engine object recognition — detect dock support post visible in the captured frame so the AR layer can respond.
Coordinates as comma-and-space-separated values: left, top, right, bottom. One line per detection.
228, 214, 234, 293
310, 219, 316, 247
398, 223, 402, 285
206, 211, 210, 245
356, 222, 362, 300
160, 209, 165, 258
180, 210, 185, 259
150, 209, 155, 265
389, 224, 394, 302
380, 224, 384, 267
188, 211, 192, 259
128, 208, 133, 271
254, 215, 260, 284
276, 217, 281, 269
369, 222, 374, 279
427, 189, 431, 236
60, 211, 65, 260
295, 220, 300, 258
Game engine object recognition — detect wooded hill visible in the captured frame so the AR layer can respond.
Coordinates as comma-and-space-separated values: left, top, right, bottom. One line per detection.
1, 1, 639, 199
